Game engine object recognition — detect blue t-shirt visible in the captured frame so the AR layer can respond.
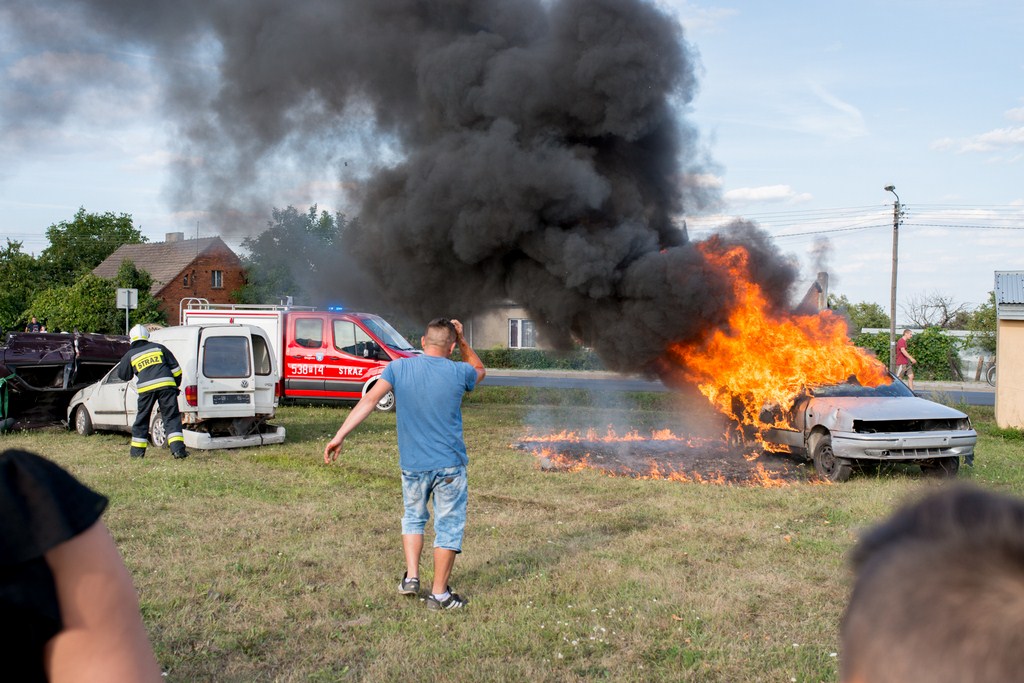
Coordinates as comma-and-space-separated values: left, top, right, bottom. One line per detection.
381, 355, 478, 471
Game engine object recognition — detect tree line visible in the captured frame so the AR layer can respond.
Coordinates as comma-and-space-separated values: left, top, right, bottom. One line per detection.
1, 205, 999, 383
0, 205, 355, 336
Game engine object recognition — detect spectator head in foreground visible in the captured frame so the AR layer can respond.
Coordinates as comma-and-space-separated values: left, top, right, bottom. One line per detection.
841, 484, 1024, 683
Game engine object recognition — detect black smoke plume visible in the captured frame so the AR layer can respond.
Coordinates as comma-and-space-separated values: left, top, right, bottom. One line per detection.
1, 0, 798, 372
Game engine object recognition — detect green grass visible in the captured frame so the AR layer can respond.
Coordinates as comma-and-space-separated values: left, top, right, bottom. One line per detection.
3, 387, 1022, 681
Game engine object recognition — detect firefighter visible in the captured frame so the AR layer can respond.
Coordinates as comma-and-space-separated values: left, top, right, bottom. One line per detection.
116, 324, 188, 459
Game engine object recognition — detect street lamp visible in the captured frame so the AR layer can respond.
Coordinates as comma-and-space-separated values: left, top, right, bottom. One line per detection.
885, 185, 902, 373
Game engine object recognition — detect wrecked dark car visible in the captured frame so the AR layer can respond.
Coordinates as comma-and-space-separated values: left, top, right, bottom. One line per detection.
762, 375, 977, 482
0, 332, 129, 431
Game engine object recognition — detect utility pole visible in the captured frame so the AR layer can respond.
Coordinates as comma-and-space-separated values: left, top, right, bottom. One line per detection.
884, 185, 902, 373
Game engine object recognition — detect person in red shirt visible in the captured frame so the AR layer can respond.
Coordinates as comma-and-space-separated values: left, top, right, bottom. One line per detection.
894, 329, 917, 389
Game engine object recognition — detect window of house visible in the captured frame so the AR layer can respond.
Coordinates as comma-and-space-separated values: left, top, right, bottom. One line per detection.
509, 319, 537, 349
183, 274, 189, 287
211, 270, 224, 289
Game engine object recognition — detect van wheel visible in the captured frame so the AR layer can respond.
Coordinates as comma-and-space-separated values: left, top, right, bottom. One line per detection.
812, 435, 852, 482
920, 457, 960, 478
74, 406, 94, 436
150, 413, 168, 448
375, 390, 396, 412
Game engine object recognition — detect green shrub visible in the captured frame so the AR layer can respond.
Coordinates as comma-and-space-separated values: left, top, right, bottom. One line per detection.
461, 348, 605, 370
853, 328, 964, 381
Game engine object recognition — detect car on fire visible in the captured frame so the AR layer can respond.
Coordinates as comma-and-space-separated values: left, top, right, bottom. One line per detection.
761, 375, 976, 482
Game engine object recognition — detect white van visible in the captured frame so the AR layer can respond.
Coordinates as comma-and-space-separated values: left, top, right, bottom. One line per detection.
67, 324, 286, 449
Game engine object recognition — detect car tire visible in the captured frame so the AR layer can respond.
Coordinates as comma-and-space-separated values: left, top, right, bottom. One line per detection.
812, 434, 852, 482
150, 413, 168, 448
374, 389, 396, 412
920, 457, 960, 478
74, 406, 94, 436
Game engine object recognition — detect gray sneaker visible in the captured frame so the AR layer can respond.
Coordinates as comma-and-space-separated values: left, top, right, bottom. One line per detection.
398, 572, 420, 596
425, 588, 468, 610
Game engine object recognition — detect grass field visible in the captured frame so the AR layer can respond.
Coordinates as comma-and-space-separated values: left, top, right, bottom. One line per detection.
4, 387, 1023, 682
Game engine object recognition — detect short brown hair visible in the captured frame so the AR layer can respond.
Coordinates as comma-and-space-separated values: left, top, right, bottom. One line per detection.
841, 485, 1024, 682
423, 318, 456, 348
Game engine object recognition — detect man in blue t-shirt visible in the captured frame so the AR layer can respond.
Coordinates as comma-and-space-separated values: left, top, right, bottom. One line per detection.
324, 317, 485, 610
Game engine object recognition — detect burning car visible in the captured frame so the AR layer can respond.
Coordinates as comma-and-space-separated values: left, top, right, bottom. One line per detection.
0, 331, 129, 431
761, 376, 976, 482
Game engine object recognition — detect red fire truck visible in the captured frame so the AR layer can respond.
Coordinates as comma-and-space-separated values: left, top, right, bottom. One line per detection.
180, 299, 419, 410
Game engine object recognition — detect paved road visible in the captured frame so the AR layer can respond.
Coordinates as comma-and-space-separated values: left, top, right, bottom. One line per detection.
484, 370, 996, 406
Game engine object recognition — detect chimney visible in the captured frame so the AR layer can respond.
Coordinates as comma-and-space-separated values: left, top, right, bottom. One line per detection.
816, 272, 829, 311
166, 232, 185, 242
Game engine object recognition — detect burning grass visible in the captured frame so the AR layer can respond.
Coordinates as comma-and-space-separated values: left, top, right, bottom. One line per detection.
516, 427, 811, 486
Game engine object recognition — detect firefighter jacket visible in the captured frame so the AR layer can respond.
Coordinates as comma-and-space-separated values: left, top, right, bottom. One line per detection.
116, 340, 183, 394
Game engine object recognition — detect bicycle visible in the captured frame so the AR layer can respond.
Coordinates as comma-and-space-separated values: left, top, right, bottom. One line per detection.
986, 363, 996, 387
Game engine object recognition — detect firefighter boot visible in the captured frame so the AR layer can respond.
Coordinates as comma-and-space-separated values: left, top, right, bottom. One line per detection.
172, 446, 189, 459
130, 439, 147, 459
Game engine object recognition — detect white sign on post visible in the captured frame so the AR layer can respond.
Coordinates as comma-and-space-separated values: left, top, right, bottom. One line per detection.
117, 288, 138, 335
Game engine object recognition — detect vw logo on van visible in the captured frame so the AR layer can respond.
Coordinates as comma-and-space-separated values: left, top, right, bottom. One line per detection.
240, 380, 249, 388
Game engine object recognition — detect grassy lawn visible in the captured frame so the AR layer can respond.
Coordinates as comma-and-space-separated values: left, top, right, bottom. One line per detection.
3, 388, 1022, 682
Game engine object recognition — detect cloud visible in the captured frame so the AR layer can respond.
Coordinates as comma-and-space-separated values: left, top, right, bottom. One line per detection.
657, 1, 738, 33
725, 184, 813, 204
795, 81, 868, 139
931, 105, 1024, 155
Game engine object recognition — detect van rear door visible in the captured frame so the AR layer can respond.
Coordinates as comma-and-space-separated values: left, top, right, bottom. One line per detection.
196, 328, 257, 418
250, 329, 278, 415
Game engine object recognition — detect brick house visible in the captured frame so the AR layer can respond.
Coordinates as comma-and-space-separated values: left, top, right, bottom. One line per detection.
93, 232, 246, 325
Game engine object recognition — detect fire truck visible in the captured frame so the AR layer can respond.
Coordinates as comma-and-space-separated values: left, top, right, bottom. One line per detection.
180, 299, 419, 411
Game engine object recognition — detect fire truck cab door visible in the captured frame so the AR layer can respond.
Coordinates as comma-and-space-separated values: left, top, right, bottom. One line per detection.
325, 317, 382, 399
285, 316, 328, 395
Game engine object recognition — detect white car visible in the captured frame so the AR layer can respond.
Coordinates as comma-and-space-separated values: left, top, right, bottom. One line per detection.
762, 375, 976, 482
67, 324, 286, 450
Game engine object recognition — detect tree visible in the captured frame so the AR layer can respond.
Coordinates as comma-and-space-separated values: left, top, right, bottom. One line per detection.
39, 207, 146, 288
966, 291, 997, 354
0, 239, 45, 332
829, 294, 890, 334
112, 260, 166, 328
902, 291, 971, 330
236, 205, 347, 305
28, 261, 164, 335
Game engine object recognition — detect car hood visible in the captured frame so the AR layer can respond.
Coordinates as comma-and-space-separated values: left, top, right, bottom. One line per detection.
806, 396, 968, 421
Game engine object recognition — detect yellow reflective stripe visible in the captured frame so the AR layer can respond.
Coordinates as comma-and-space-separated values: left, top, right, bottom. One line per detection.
138, 379, 177, 393
131, 439, 148, 448
168, 435, 185, 444
172, 367, 182, 377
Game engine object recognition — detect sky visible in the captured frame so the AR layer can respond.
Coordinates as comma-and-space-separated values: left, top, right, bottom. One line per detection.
1, 0, 1021, 318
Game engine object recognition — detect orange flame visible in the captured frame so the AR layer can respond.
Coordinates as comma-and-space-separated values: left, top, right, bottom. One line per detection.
665, 239, 888, 439
522, 426, 716, 448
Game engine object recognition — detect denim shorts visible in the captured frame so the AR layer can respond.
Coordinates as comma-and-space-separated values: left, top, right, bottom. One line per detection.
400, 465, 467, 552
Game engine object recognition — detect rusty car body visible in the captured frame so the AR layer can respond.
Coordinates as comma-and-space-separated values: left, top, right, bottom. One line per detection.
0, 332, 129, 430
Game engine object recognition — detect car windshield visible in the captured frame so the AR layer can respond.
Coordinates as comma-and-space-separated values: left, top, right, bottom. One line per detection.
361, 315, 414, 351
809, 376, 914, 399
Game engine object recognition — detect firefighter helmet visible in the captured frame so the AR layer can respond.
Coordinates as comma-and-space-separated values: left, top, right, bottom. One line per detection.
129, 324, 150, 342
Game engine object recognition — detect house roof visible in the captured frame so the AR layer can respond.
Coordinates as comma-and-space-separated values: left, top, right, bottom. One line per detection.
92, 236, 240, 293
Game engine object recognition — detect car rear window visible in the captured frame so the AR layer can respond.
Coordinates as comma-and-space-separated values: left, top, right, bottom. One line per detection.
203, 336, 251, 378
